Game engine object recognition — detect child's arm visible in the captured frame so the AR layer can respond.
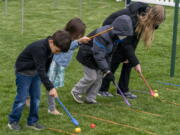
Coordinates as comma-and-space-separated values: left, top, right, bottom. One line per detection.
77, 36, 91, 44
31, 50, 54, 91
70, 36, 90, 50
93, 37, 109, 73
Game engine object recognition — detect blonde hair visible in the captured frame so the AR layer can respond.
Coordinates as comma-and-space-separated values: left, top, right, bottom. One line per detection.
135, 5, 165, 47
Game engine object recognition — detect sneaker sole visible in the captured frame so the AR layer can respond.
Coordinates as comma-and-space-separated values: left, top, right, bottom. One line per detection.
116, 93, 137, 99
125, 96, 137, 99
8, 123, 20, 131
104, 93, 113, 97
97, 93, 108, 97
85, 101, 98, 104
71, 90, 84, 104
8, 123, 13, 130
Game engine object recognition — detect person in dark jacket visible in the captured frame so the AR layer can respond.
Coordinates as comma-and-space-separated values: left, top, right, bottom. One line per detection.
8, 30, 71, 131
98, 2, 165, 98
71, 15, 133, 104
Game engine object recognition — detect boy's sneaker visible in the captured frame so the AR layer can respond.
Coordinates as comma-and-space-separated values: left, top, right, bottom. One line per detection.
85, 98, 97, 104
105, 92, 114, 97
97, 91, 107, 96
8, 122, 21, 131
27, 123, 45, 130
71, 90, 84, 103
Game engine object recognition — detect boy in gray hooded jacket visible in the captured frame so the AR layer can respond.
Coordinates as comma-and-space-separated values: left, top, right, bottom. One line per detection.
71, 15, 133, 104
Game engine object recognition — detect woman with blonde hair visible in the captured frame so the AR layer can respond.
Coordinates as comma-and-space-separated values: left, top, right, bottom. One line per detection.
136, 5, 165, 47
98, 2, 165, 98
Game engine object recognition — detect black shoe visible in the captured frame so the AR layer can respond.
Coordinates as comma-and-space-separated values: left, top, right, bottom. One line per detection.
8, 122, 21, 131
71, 90, 84, 103
116, 91, 137, 99
124, 92, 137, 99
85, 98, 97, 104
27, 123, 45, 130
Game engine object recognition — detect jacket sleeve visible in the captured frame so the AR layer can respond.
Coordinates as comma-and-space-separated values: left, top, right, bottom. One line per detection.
122, 37, 139, 67
69, 40, 79, 51
93, 37, 110, 73
32, 48, 54, 91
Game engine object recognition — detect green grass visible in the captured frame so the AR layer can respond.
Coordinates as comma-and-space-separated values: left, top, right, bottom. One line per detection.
0, 0, 180, 135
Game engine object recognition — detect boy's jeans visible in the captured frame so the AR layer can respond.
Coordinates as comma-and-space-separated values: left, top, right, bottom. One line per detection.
9, 73, 41, 125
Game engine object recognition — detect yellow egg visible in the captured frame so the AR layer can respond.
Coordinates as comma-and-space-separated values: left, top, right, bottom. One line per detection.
75, 127, 81, 133
154, 90, 158, 93
154, 93, 159, 98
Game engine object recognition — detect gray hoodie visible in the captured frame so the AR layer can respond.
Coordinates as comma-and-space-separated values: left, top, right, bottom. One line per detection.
76, 15, 133, 72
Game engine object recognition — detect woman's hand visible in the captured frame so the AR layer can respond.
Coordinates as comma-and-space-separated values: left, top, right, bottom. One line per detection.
134, 64, 142, 73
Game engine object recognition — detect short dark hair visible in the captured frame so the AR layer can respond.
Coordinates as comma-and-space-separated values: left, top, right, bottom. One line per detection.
64, 17, 86, 39
51, 30, 71, 52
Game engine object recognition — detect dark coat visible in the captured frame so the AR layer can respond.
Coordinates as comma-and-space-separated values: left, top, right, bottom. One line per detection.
76, 15, 133, 73
103, 2, 150, 66
103, 2, 149, 26
99, 2, 150, 92
15, 38, 54, 91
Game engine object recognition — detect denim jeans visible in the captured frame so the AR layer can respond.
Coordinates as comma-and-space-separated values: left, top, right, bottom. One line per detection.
9, 73, 41, 125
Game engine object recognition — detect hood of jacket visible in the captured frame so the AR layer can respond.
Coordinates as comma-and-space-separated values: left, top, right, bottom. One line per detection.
127, 2, 150, 15
111, 15, 133, 36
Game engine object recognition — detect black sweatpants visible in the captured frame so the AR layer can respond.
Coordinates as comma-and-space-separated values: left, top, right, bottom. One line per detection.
99, 54, 132, 93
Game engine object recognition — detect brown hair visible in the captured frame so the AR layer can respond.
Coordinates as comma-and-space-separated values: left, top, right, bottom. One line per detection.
135, 5, 165, 47
51, 30, 72, 52
64, 17, 86, 40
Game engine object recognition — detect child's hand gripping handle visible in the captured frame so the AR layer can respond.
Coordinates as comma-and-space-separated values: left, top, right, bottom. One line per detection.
49, 88, 58, 97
